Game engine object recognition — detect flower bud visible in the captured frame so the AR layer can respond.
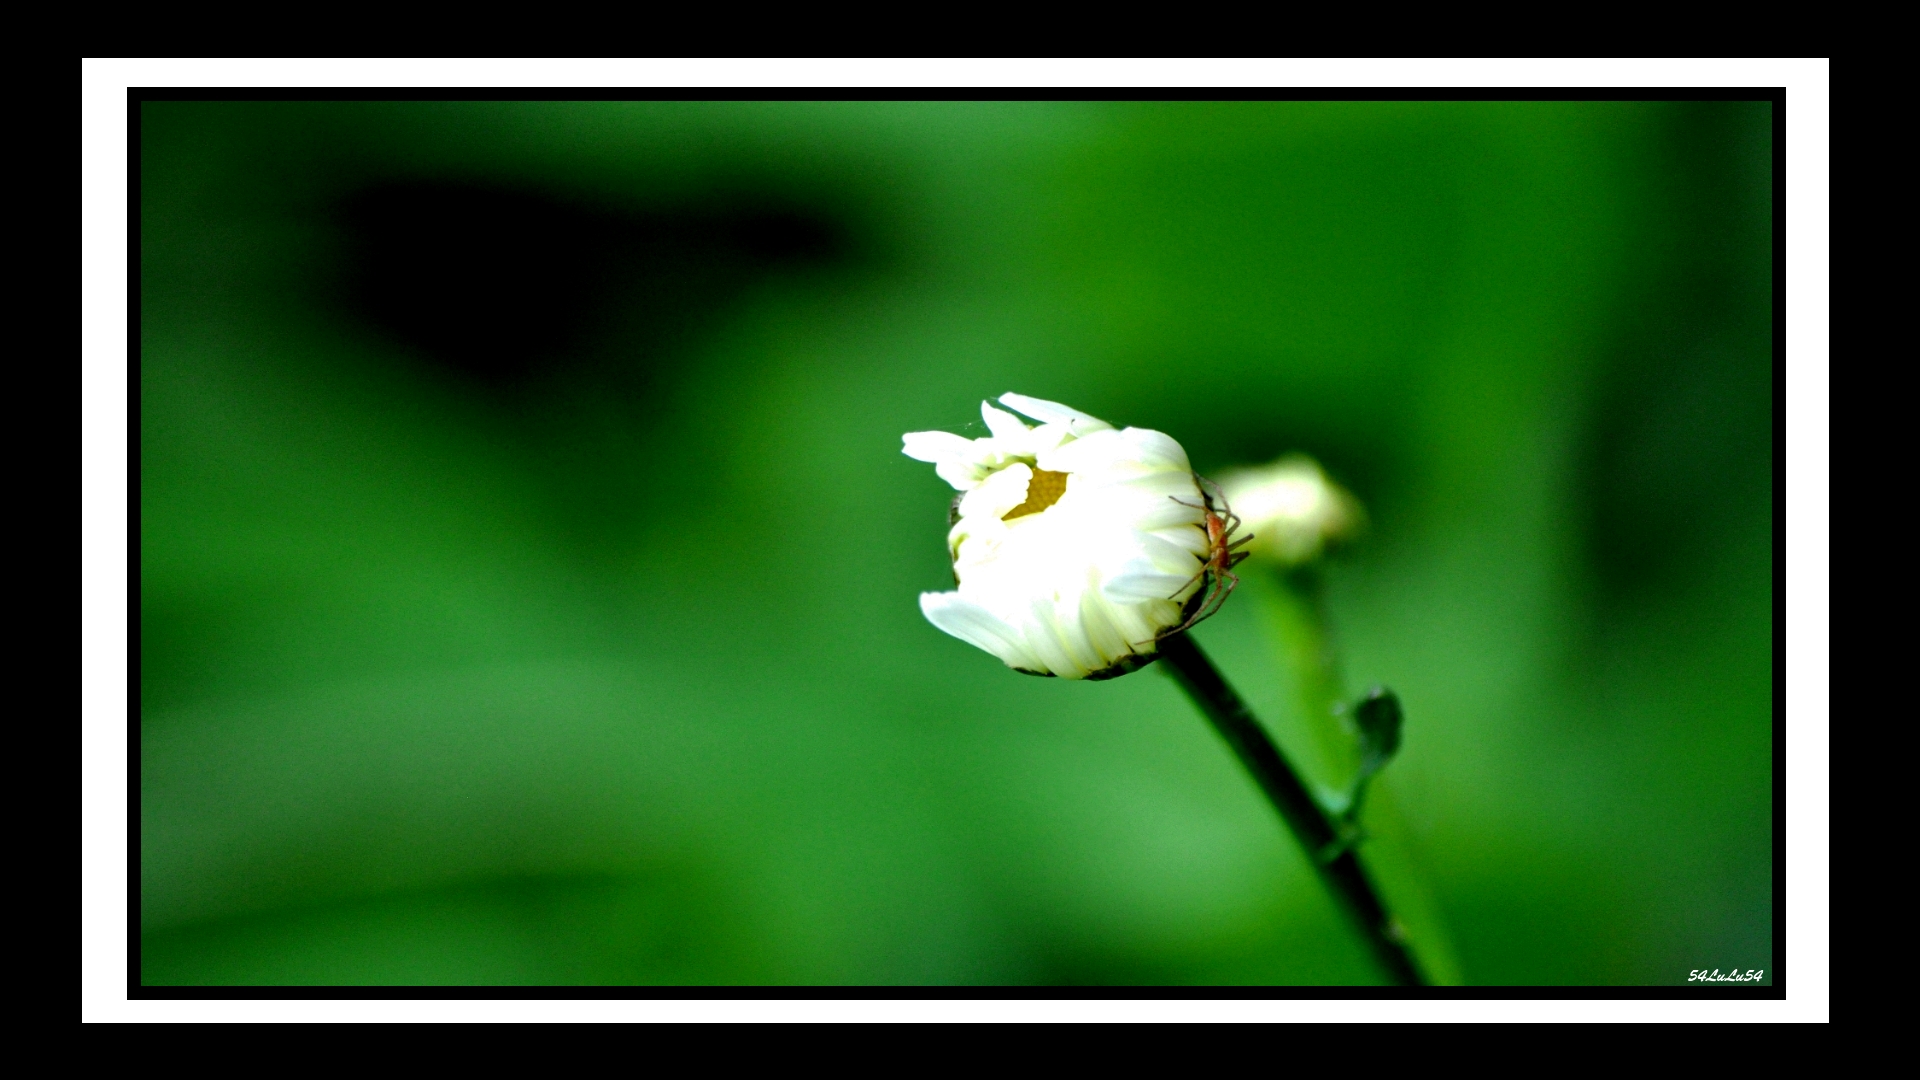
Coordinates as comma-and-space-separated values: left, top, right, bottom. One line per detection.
1215, 454, 1364, 566
903, 394, 1214, 679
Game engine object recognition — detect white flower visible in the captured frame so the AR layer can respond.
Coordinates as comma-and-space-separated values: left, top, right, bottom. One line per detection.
1215, 454, 1363, 566
902, 393, 1214, 680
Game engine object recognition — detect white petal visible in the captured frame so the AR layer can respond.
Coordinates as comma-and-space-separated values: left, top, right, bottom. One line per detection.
1127, 494, 1211, 531
920, 592, 1036, 669
1075, 585, 1137, 665
1103, 560, 1197, 603
1037, 428, 1133, 474
1148, 523, 1212, 557
1114, 427, 1192, 473
959, 462, 1033, 521
1110, 469, 1203, 500
1023, 422, 1079, 456
1020, 597, 1092, 679
980, 401, 1031, 443
1135, 530, 1206, 575
935, 459, 990, 491
998, 393, 1106, 429
902, 430, 978, 463
1110, 596, 1172, 652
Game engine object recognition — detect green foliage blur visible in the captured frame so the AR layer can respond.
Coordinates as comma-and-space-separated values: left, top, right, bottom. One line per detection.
140, 101, 1773, 986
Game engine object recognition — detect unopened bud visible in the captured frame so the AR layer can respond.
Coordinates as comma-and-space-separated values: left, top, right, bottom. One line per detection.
1216, 454, 1364, 566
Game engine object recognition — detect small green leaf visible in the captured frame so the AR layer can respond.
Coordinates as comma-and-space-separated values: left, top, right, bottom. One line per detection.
1340, 686, 1405, 826
1354, 686, 1403, 776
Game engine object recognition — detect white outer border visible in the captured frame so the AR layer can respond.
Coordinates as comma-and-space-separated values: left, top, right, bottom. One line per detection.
1781, 58, 1830, 1025
81, 58, 1828, 1022
83, 57, 1818, 89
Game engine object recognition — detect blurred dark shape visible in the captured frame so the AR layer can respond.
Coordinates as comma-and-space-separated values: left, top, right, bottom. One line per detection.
1582, 102, 1772, 605
336, 180, 850, 389
330, 179, 860, 553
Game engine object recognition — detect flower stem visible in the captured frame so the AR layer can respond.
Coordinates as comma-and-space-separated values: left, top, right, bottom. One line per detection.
1266, 566, 1358, 785
1157, 631, 1426, 986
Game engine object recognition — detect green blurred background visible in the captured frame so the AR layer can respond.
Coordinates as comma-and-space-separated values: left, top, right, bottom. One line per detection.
139, 100, 1773, 986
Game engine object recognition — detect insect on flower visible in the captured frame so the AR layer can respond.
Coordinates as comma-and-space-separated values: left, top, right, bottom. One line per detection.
1154, 478, 1254, 641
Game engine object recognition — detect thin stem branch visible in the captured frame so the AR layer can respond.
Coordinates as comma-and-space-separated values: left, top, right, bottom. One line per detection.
1157, 632, 1425, 987
1265, 565, 1355, 785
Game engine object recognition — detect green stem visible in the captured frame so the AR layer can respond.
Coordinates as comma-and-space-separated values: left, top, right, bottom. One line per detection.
1158, 632, 1425, 986
1267, 565, 1357, 786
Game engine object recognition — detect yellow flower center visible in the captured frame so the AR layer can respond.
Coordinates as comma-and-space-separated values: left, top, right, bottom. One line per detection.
1002, 468, 1069, 520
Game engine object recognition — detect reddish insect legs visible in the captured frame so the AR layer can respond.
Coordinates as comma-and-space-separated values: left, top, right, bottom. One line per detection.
1159, 477, 1253, 639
